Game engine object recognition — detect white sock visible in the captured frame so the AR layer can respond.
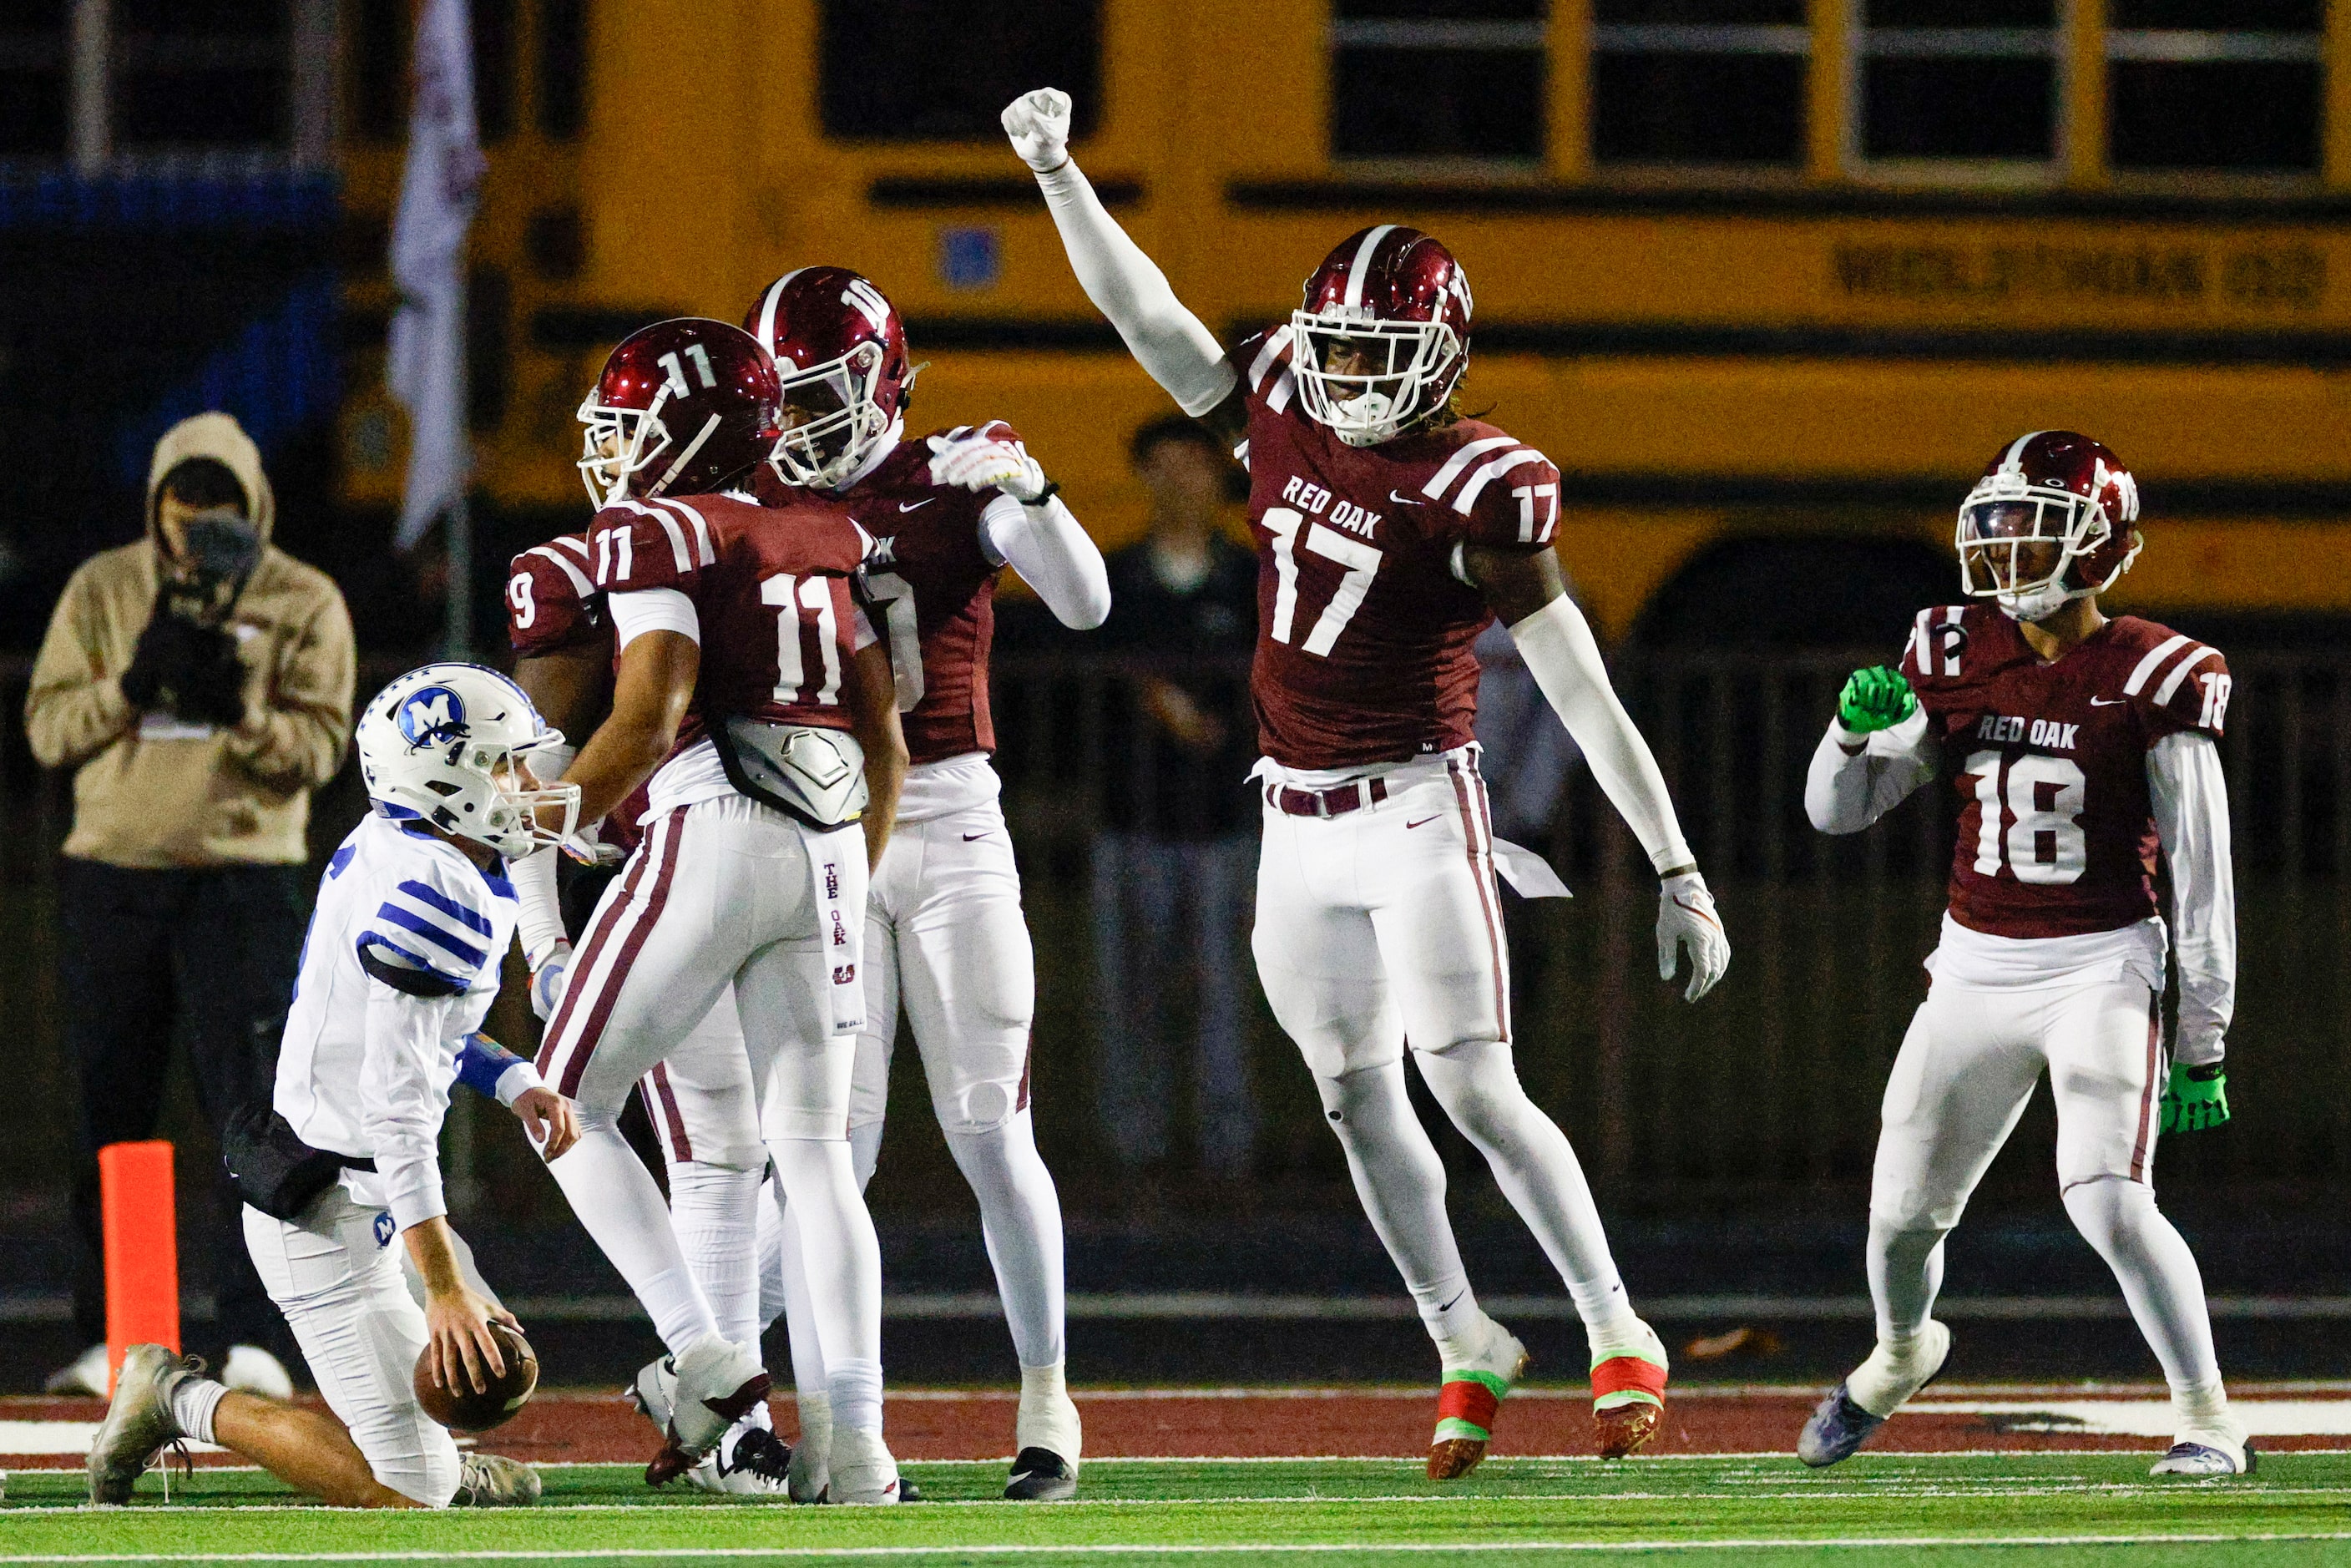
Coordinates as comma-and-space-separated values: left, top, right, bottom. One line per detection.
827, 1356, 884, 1439
768, 1136, 883, 1383
546, 1122, 717, 1353
1413, 1041, 1638, 1344
2062, 1176, 2226, 1396
945, 1111, 1067, 1369
667, 1161, 763, 1349
169, 1375, 227, 1444
1020, 1360, 1067, 1404
1867, 1211, 1949, 1347
767, 1186, 832, 1412
1017, 1360, 1080, 1463
1315, 1060, 1484, 1346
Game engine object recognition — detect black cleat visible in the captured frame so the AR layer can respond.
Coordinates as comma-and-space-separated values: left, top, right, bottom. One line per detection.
1005, 1445, 1077, 1501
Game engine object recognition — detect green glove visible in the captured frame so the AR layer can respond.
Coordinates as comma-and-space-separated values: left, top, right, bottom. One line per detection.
2160, 1062, 2229, 1135
1838, 665, 1917, 733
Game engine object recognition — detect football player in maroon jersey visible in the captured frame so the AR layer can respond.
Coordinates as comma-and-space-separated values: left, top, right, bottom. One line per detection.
738, 266, 1110, 1500
529, 318, 913, 1501
1005, 89, 1729, 1470
506, 534, 814, 1498
1801, 432, 2246, 1476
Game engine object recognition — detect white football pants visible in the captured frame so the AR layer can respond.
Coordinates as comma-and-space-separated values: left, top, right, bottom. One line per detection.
1252, 749, 1642, 1353
536, 795, 877, 1366
1868, 971, 2227, 1399
243, 1186, 461, 1507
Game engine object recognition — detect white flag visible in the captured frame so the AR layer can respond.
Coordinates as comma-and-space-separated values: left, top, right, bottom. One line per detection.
387, 0, 484, 551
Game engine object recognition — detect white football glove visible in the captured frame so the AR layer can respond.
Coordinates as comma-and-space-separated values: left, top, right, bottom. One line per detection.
1001, 88, 1073, 174
1656, 871, 1729, 1003
531, 941, 572, 1022
928, 429, 1050, 503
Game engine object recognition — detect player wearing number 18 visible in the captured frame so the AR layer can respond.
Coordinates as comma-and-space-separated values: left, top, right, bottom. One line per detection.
1799, 430, 2247, 1478
1008, 88, 1729, 1471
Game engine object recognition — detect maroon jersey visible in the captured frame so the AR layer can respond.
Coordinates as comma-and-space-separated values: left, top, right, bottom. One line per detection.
755, 425, 1013, 766
1901, 604, 2232, 939
1234, 325, 1560, 770
506, 534, 602, 658
586, 490, 871, 747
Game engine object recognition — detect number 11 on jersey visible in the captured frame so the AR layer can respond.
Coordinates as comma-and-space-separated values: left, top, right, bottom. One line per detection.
762, 572, 842, 706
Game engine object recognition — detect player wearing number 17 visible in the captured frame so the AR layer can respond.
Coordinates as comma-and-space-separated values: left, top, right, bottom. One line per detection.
1799, 431, 2247, 1478
1006, 88, 1729, 1471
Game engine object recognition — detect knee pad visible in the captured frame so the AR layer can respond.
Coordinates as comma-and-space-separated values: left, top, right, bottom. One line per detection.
936, 1076, 1026, 1136
1413, 1039, 1528, 1139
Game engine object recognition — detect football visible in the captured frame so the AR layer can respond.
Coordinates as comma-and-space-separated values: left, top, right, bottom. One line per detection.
412, 1320, 538, 1433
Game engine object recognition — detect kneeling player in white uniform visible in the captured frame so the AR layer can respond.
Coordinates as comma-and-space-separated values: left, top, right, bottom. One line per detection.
89, 663, 582, 1508
1008, 89, 1729, 1470
742, 266, 1110, 1501
1799, 432, 2248, 1477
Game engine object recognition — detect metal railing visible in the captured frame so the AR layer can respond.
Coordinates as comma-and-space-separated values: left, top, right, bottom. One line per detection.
6, 646, 2346, 1201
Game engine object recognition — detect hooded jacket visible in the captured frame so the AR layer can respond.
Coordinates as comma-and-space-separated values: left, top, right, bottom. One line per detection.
25, 412, 354, 867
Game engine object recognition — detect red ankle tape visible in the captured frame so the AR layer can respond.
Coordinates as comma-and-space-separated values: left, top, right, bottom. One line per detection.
1591, 1354, 1668, 1402
1437, 1379, 1501, 1431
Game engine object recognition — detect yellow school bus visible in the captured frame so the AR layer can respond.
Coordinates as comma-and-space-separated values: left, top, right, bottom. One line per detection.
336, 0, 2351, 640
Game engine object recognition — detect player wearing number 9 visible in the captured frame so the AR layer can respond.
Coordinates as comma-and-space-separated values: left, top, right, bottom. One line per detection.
1800, 430, 2248, 1479
1006, 86, 1726, 1471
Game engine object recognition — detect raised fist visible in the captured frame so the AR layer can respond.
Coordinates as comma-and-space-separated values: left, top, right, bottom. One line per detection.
1838, 665, 1916, 734
1002, 88, 1073, 174
928, 429, 1050, 503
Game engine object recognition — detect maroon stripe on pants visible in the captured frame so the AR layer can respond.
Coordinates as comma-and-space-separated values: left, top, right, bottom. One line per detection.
1450, 757, 1509, 1045
536, 815, 665, 1076
2129, 992, 2161, 1181
555, 808, 688, 1100
649, 1061, 692, 1163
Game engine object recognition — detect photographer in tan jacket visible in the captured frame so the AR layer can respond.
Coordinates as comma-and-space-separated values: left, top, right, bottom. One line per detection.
26, 411, 353, 1396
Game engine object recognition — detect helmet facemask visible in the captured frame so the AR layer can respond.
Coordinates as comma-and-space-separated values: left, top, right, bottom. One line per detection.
1289, 308, 1463, 448
1956, 483, 2141, 623
576, 382, 677, 506
769, 341, 892, 490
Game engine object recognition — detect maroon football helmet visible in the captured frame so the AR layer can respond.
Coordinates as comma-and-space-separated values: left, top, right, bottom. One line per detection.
1290, 224, 1474, 447
1956, 430, 2143, 622
742, 267, 916, 489
577, 319, 781, 505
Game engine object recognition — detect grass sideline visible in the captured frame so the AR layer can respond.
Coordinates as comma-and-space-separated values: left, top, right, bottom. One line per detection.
5, 1454, 2351, 1565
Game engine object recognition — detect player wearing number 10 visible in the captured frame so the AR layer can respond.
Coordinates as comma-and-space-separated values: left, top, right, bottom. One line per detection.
1007, 88, 1731, 1471
1800, 431, 2247, 1479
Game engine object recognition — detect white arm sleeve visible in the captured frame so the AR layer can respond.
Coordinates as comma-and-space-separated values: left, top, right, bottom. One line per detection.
511, 847, 568, 970
361, 988, 461, 1232
982, 493, 1111, 630
1506, 594, 1694, 874
1805, 708, 1936, 834
2150, 731, 2235, 1065
609, 586, 699, 647
1034, 159, 1239, 417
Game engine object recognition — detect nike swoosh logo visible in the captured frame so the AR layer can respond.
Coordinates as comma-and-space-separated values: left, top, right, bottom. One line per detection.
1438, 1290, 1467, 1313
1406, 815, 1443, 829
899, 498, 935, 512
963, 832, 991, 842
1388, 489, 1425, 506
2090, 696, 2123, 706
1673, 894, 1722, 932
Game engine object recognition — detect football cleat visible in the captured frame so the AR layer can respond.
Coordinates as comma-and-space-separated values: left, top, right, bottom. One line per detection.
1798, 1322, 1951, 1469
827, 1426, 901, 1505
1428, 1318, 1530, 1479
1005, 1445, 1078, 1502
1797, 1383, 1887, 1469
645, 1334, 771, 1487
689, 1425, 794, 1497
452, 1453, 542, 1506
2151, 1436, 2255, 1478
1590, 1319, 1671, 1459
88, 1345, 200, 1505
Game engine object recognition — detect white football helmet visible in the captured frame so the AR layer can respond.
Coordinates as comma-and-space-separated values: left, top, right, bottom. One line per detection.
357, 664, 579, 857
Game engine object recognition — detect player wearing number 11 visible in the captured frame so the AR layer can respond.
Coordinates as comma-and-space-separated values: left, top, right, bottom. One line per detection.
1006, 87, 1730, 1471
1800, 430, 2247, 1479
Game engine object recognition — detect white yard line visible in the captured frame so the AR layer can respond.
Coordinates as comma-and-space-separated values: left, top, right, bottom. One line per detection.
9, 1531, 2351, 1561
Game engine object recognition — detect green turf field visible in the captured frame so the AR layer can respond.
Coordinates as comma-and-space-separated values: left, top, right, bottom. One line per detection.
6, 1454, 2351, 1565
